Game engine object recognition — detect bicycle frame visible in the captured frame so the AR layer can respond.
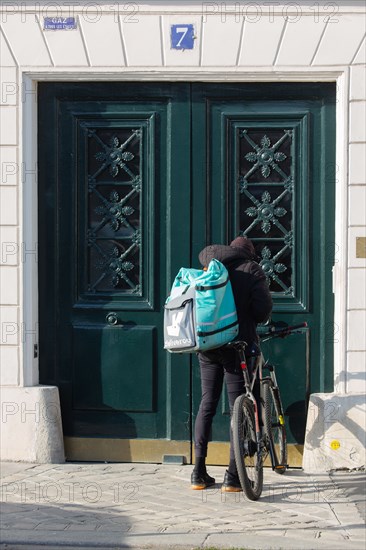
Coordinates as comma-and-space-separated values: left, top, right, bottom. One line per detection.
234, 346, 267, 467
235, 344, 284, 469
237, 349, 261, 430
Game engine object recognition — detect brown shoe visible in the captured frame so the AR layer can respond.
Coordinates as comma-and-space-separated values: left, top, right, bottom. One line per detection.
221, 469, 242, 492
191, 471, 215, 490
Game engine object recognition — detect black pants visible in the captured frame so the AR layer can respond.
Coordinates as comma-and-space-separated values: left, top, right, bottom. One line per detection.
195, 346, 261, 462
195, 348, 245, 461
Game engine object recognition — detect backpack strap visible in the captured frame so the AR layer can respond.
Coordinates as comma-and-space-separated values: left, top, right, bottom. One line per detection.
195, 278, 230, 292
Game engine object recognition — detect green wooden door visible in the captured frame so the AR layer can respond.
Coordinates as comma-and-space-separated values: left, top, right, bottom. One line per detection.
38, 83, 192, 461
191, 83, 336, 464
39, 82, 335, 464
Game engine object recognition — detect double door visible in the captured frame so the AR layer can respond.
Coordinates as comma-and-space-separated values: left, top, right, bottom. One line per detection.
38, 82, 335, 463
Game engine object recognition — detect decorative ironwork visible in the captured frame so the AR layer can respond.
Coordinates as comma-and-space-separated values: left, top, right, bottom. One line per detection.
93, 188, 137, 232
240, 131, 289, 179
85, 128, 142, 294
94, 243, 140, 292
238, 129, 294, 295
259, 245, 293, 295
244, 190, 287, 235
89, 129, 141, 179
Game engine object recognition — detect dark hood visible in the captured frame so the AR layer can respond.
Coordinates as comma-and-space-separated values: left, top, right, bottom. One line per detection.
198, 243, 255, 268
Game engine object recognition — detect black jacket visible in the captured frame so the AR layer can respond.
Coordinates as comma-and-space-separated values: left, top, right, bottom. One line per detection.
198, 244, 273, 345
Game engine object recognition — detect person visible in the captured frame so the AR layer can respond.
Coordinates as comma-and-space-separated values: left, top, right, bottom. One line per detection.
191, 235, 273, 491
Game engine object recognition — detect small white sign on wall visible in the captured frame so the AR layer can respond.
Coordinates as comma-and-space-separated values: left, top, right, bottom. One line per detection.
43, 17, 77, 30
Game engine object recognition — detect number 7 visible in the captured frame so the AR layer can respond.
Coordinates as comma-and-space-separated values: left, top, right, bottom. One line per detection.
175, 26, 188, 47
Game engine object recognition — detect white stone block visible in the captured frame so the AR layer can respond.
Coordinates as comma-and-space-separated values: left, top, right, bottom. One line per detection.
349, 185, 366, 226
0, 345, 19, 384
303, 393, 366, 472
0, 305, 19, 345
348, 268, 366, 310
348, 226, 366, 268
0, 147, 18, 185
0, 31, 16, 66
0, 266, 18, 305
1, 15, 52, 66
122, 15, 162, 66
350, 65, 366, 101
352, 36, 366, 64
350, 101, 366, 143
163, 15, 201, 67
312, 14, 366, 66
238, 17, 285, 66
276, 16, 326, 66
349, 143, 366, 185
0, 68, 18, 105
0, 107, 17, 145
347, 310, 366, 351
79, 15, 125, 66
0, 226, 18, 265
347, 352, 366, 393
201, 16, 242, 66
45, 24, 89, 66
0, 386, 65, 463
0, 186, 17, 224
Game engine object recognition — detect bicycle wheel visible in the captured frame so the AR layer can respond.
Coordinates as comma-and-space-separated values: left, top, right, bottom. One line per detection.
232, 394, 263, 500
262, 379, 287, 474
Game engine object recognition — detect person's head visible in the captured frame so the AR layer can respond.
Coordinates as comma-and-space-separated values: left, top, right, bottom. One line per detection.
229, 235, 256, 259
198, 235, 257, 267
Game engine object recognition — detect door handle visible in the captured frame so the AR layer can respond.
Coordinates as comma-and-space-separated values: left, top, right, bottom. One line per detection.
106, 312, 118, 325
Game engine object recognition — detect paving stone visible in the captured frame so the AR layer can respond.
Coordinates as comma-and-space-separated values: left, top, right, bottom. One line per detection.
95, 524, 131, 532
64, 523, 101, 531
3, 523, 40, 531
34, 522, 70, 530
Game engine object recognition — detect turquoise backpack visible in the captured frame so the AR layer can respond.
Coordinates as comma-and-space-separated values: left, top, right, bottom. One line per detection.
163, 259, 239, 353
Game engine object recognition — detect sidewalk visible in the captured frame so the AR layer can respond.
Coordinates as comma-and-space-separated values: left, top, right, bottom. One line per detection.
0, 461, 365, 550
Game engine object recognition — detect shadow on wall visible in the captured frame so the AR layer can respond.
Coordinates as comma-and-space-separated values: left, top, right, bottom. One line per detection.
303, 392, 366, 471
334, 370, 366, 393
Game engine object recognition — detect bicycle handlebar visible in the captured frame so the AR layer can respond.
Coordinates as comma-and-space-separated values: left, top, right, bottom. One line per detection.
259, 322, 308, 339
226, 322, 308, 351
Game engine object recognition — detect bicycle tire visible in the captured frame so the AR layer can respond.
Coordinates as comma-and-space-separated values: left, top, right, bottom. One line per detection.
262, 379, 287, 474
232, 394, 263, 500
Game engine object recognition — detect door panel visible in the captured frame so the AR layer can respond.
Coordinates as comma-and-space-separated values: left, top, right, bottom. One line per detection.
38, 83, 192, 451
191, 83, 335, 455
73, 325, 154, 412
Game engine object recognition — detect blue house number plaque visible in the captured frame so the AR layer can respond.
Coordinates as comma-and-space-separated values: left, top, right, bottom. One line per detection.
170, 24, 195, 50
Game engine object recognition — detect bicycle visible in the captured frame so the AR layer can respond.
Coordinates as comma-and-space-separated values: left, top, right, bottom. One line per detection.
228, 322, 308, 501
